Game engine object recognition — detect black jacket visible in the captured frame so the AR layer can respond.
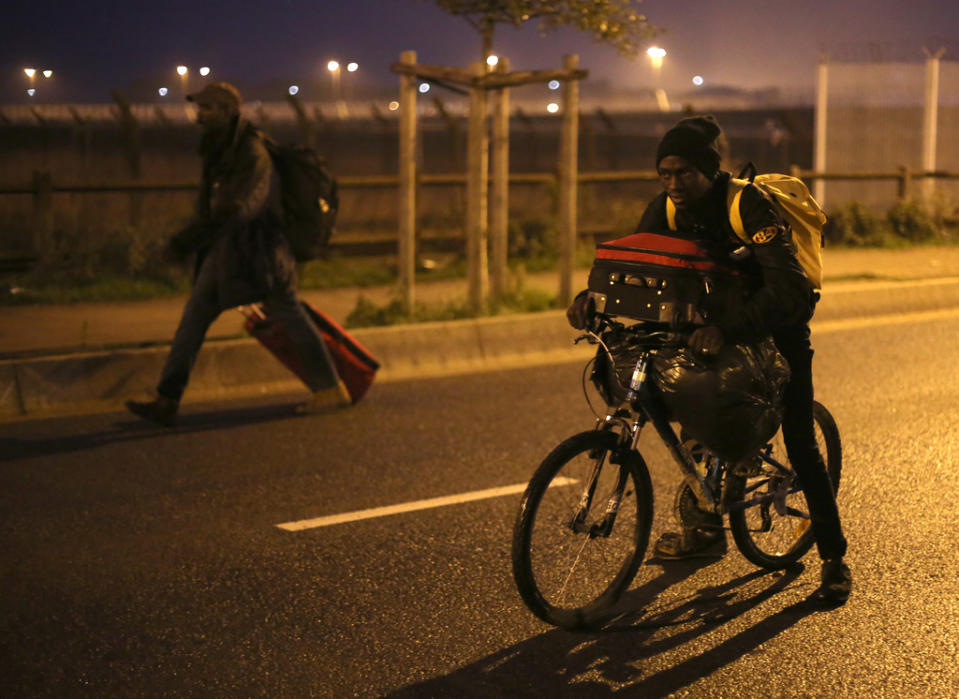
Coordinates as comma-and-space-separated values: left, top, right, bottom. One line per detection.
636, 172, 815, 341
172, 117, 295, 309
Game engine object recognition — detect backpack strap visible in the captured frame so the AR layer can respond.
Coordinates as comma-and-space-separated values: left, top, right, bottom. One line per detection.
726, 177, 752, 245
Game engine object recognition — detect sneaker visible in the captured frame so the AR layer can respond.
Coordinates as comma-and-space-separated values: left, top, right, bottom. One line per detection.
819, 558, 852, 604
296, 380, 352, 414
652, 528, 727, 560
125, 395, 179, 427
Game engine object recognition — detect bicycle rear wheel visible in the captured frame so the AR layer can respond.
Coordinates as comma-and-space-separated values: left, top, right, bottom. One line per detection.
727, 401, 842, 569
511, 430, 653, 629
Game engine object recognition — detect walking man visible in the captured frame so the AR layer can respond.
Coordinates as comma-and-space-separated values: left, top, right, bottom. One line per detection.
126, 81, 349, 426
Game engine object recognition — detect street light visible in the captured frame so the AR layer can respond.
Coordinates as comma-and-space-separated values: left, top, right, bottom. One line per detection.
646, 46, 666, 71
199, 66, 210, 77
486, 54, 499, 68
346, 62, 358, 73
158, 87, 169, 97
42, 70, 53, 79
176, 65, 189, 96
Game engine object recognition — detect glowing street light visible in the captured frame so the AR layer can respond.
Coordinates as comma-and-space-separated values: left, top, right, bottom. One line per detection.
176, 65, 188, 76
548, 79, 560, 90
346, 62, 358, 73
418, 82, 431, 94
288, 85, 299, 95
388, 101, 399, 111
546, 102, 559, 114
647, 46, 666, 70
24, 68, 36, 79
327, 60, 340, 73
42, 70, 53, 79
27, 88, 36, 97
692, 75, 704, 86
158, 87, 169, 96
486, 54, 499, 68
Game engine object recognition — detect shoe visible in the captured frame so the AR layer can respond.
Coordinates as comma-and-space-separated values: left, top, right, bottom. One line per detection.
819, 558, 852, 604
296, 380, 352, 414
652, 528, 727, 560
125, 395, 178, 427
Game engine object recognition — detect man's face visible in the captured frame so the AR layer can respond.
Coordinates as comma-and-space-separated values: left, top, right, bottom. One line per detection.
657, 155, 714, 209
194, 99, 234, 134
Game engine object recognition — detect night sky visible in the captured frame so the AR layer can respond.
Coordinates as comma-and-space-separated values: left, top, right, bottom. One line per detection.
3, 0, 958, 103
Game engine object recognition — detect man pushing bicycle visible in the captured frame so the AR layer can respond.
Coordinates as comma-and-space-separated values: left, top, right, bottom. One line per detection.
568, 115, 851, 604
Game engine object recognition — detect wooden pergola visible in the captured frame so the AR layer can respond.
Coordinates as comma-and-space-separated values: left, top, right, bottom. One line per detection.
391, 52, 588, 312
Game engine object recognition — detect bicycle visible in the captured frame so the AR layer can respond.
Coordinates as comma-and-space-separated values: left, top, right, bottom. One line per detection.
510, 314, 842, 630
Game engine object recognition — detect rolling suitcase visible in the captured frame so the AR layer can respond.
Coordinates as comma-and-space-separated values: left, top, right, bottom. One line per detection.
587, 232, 744, 325
242, 302, 379, 403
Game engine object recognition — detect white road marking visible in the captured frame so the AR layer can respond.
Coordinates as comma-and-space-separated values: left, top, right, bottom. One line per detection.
824, 276, 959, 294
813, 306, 959, 334
276, 477, 578, 531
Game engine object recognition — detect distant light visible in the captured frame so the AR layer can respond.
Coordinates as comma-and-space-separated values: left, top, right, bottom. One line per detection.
692, 75, 704, 86
647, 47, 666, 59
486, 54, 499, 67
388, 101, 399, 111
288, 85, 299, 95
548, 79, 560, 90
27, 88, 36, 97
42, 70, 53, 79
418, 83, 430, 94
24, 68, 36, 78
158, 87, 169, 96
176, 65, 188, 76
546, 102, 559, 114
199, 66, 211, 77
347, 62, 358, 72
327, 60, 340, 72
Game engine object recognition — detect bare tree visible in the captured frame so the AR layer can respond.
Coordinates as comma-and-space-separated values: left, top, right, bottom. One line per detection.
423, 0, 658, 62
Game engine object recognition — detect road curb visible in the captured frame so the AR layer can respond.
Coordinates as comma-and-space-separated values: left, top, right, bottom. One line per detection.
0, 311, 591, 422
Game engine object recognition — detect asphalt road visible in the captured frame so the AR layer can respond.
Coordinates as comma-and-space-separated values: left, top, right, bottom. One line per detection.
3, 303, 959, 696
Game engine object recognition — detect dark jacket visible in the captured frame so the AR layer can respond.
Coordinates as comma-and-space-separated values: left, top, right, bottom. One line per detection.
172, 116, 295, 309
636, 172, 815, 342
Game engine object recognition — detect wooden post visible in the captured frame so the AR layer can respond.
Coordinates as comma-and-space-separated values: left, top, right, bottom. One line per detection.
32, 171, 53, 258
398, 50, 417, 310
490, 57, 510, 301
898, 165, 912, 201
466, 61, 489, 312
558, 54, 580, 307
813, 57, 828, 206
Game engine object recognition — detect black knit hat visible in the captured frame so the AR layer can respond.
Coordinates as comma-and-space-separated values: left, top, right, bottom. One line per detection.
655, 115, 723, 179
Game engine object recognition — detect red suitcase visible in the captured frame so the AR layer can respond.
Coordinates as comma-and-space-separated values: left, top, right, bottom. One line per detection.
242, 302, 379, 403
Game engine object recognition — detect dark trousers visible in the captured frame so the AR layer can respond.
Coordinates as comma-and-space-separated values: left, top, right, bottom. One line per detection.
773, 323, 848, 561
157, 251, 339, 401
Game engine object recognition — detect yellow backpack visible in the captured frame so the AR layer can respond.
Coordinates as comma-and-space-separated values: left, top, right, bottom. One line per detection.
727, 165, 826, 289
666, 165, 827, 289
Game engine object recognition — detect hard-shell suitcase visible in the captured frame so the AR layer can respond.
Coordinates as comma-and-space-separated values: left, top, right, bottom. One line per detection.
587, 232, 742, 325
243, 302, 379, 403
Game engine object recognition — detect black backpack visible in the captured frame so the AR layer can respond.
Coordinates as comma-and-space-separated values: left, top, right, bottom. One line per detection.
265, 140, 339, 261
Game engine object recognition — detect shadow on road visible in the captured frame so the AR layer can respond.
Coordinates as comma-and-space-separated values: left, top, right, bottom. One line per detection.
1, 401, 310, 462
388, 560, 828, 698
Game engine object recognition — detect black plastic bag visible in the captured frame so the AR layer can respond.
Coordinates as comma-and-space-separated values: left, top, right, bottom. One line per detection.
651, 339, 790, 462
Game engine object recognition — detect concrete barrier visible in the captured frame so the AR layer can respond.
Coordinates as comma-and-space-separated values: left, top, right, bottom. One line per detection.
0, 311, 592, 422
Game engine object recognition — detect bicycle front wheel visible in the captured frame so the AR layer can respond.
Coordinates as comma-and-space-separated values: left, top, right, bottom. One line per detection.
727, 401, 842, 569
511, 430, 653, 629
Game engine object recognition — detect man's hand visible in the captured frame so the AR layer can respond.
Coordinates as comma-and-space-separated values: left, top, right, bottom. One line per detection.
566, 290, 593, 330
689, 325, 724, 355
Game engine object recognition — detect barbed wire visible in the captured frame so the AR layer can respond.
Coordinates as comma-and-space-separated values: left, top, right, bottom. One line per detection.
821, 38, 959, 63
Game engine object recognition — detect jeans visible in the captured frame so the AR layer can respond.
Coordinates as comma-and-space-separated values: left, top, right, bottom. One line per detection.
156, 250, 339, 401
773, 322, 848, 561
